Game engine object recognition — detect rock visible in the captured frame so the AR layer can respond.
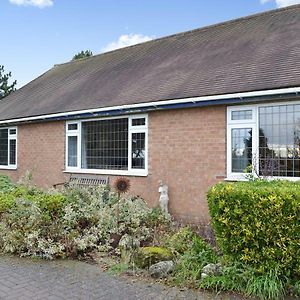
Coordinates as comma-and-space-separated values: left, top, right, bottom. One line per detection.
201, 263, 222, 278
134, 246, 173, 269
149, 261, 175, 278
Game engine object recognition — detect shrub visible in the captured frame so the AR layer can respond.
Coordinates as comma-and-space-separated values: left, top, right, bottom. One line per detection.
0, 185, 171, 259
164, 227, 196, 255
207, 180, 300, 278
291, 281, 300, 297
170, 234, 218, 287
0, 175, 15, 192
0, 192, 15, 214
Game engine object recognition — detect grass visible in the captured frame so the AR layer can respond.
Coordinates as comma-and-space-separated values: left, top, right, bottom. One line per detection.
107, 263, 130, 275
246, 269, 286, 300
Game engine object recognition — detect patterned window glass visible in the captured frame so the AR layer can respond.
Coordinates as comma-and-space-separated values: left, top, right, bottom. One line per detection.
132, 132, 145, 169
9, 139, 16, 165
0, 129, 8, 166
231, 110, 252, 120
81, 118, 128, 170
259, 104, 300, 177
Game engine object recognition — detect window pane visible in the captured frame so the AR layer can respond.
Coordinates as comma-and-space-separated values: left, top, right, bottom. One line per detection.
68, 124, 78, 131
132, 118, 146, 126
9, 139, 16, 165
81, 118, 128, 170
132, 132, 145, 169
231, 110, 252, 120
231, 128, 252, 173
9, 129, 16, 135
259, 104, 300, 177
0, 129, 8, 166
68, 136, 77, 167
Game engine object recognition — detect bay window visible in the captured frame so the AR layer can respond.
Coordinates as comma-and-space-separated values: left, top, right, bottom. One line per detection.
66, 115, 148, 176
0, 127, 17, 169
227, 102, 300, 180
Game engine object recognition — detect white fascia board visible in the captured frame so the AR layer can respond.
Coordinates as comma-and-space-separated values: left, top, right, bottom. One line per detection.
0, 86, 300, 125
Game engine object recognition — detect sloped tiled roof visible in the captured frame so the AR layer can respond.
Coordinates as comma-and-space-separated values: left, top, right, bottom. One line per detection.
0, 4, 300, 121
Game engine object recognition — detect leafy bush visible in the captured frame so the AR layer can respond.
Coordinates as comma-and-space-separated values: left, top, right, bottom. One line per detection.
0, 185, 171, 259
207, 180, 300, 277
0, 193, 15, 213
170, 233, 218, 287
0, 175, 15, 192
291, 281, 300, 297
164, 227, 196, 255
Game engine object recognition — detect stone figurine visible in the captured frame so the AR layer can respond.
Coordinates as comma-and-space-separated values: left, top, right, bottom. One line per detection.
158, 180, 169, 215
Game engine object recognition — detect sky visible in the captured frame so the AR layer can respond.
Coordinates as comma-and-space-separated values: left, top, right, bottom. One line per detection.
1, 0, 299, 87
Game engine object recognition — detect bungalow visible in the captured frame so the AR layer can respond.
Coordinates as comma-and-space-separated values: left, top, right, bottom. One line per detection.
0, 5, 299, 223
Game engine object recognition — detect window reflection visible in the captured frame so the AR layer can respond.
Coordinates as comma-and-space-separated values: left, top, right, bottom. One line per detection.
231, 128, 252, 173
259, 104, 300, 177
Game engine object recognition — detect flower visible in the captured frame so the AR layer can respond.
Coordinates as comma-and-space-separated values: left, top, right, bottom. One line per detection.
114, 177, 131, 194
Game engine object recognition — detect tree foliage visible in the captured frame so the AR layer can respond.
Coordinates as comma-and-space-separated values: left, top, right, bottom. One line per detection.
0, 65, 17, 100
72, 50, 93, 61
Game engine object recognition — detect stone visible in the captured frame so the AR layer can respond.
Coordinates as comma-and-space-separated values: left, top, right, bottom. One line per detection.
149, 261, 175, 278
134, 246, 173, 269
201, 263, 222, 278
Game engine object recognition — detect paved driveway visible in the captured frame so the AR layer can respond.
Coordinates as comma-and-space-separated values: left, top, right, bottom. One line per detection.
0, 255, 244, 300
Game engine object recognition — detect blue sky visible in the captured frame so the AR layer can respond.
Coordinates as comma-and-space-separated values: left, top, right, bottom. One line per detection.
1, 0, 299, 87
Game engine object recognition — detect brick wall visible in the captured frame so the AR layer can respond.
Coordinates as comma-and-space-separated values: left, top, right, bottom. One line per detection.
0, 121, 67, 187
1, 106, 226, 223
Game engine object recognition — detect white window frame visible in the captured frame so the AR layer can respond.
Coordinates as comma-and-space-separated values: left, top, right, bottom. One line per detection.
0, 126, 17, 170
65, 114, 148, 176
227, 101, 300, 181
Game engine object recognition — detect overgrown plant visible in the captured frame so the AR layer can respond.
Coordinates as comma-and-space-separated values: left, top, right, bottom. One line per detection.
169, 228, 218, 287
0, 183, 171, 259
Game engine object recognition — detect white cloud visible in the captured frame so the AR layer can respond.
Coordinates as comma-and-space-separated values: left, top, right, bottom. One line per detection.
102, 34, 154, 53
261, 0, 300, 7
9, 0, 53, 8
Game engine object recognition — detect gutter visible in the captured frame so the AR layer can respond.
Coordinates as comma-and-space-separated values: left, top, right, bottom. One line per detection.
0, 87, 299, 125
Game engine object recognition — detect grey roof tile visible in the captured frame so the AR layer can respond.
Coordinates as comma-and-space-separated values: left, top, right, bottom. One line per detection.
0, 4, 300, 121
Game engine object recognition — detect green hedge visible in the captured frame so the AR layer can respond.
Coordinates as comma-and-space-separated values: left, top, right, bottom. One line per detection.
207, 180, 300, 277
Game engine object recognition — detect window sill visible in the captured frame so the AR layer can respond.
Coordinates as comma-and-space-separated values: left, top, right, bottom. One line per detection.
63, 169, 148, 177
225, 176, 248, 182
0, 166, 17, 170
225, 175, 300, 182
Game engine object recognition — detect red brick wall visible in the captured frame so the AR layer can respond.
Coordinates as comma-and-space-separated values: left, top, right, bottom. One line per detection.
1, 106, 226, 223
0, 122, 67, 187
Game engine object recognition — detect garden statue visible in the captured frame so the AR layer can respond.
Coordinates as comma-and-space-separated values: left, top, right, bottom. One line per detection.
158, 180, 169, 215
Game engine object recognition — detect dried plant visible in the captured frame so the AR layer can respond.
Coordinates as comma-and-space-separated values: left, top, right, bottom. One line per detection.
114, 177, 131, 195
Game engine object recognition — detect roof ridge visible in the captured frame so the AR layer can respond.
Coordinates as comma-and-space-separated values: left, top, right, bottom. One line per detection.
54, 4, 300, 68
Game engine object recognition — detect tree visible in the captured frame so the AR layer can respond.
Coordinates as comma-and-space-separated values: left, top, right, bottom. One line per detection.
0, 65, 17, 100
72, 50, 93, 61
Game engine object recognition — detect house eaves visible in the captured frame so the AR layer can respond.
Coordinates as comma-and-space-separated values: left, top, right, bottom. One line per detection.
0, 87, 299, 125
